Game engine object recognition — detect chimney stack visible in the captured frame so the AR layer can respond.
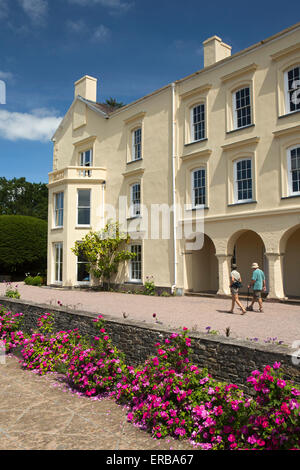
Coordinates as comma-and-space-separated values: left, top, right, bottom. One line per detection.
203, 36, 232, 68
74, 75, 97, 102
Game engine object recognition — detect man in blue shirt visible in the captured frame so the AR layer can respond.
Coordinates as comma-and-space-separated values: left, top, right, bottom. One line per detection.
247, 262, 266, 312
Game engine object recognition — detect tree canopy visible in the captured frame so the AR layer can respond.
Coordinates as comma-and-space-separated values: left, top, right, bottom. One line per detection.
104, 97, 125, 110
0, 177, 48, 221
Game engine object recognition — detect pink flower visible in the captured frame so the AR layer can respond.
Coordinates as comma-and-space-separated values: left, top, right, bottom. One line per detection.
277, 379, 286, 389
247, 435, 257, 445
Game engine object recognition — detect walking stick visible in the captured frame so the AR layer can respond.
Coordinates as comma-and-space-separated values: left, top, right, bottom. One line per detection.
247, 286, 249, 310
246, 286, 252, 311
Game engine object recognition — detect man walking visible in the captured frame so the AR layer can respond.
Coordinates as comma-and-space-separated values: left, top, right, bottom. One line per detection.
247, 262, 266, 312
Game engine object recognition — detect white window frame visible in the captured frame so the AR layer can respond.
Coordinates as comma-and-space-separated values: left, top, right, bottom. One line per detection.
54, 242, 63, 284
80, 149, 93, 167
287, 145, 300, 196
54, 192, 64, 228
130, 244, 142, 282
191, 168, 206, 208
79, 149, 93, 177
284, 65, 300, 115
232, 87, 252, 130
77, 189, 91, 226
234, 158, 253, 203
190, 104, 205, 142
132, 128, 142, 161
130, 182, 141, 217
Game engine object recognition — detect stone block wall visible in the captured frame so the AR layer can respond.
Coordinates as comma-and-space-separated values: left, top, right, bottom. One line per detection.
1, 297, 299, 393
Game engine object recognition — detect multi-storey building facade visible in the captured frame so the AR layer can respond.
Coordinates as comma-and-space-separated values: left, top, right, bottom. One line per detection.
48, 22, 300, 299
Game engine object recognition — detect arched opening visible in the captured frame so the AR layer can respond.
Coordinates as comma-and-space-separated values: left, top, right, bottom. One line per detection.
228, 230, 267, 294
185, 234, 218, 293
281, 225, 300, 298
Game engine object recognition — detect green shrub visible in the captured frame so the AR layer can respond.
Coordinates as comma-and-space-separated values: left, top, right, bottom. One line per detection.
24, 275, 43, 286
0, 215, 47, 276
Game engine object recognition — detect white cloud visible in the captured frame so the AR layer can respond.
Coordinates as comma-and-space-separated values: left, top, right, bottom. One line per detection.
18, 0, 48, 24
0, 109, 62, 142
67, 0, 133, 13
0, 71, 14, 82
92, 24, 111, 42
66, 19, 87, 33
0, 0, 9, 19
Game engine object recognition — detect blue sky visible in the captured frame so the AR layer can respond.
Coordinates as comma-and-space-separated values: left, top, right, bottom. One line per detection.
0, 0, 299, 183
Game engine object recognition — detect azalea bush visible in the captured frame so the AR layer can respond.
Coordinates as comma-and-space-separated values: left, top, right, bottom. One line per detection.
21, 312, 87, 375
1, 307, 299, 450
66, 315, 128, 396
244, 364, 300, 450
115, 329, 253, 448
0, 306, 26, 352
115, 329, 300, 450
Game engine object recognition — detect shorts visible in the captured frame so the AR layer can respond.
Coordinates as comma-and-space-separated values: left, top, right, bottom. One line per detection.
231, 287, 239, 295
253, 290, 262, 299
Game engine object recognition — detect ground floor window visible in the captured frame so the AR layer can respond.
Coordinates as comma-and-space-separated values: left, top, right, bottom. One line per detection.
130, 244, 142, 282
54, 242, 63, 283
77, 246, 90, 283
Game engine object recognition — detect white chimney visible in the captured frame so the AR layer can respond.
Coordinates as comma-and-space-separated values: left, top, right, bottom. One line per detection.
203, 36, 232, 67
74, 75, 97, 102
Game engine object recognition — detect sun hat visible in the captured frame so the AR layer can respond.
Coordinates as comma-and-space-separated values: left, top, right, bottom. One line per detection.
251, 262, 259, 269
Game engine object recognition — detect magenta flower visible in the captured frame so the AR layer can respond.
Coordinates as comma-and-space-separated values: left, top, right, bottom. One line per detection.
277, 379, 286, 389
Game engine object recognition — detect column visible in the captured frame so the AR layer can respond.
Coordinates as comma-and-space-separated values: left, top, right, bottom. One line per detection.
265, 252, 285, 300
216, 254, 231, 296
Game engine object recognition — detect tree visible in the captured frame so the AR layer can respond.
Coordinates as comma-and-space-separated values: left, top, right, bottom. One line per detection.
0, 215, 48, 278
104, 97, 125, 110
72, 222, 136, 289
0, 177, 48, 221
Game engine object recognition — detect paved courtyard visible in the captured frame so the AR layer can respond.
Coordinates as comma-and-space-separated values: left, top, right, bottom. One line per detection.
0, 282, 299, 346
0, 355, 196, 451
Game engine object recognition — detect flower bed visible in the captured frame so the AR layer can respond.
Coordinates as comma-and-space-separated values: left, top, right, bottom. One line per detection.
0, 305, 299, 450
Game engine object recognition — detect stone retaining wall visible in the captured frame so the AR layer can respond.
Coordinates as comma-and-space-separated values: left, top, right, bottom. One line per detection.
1, 297, 299, 393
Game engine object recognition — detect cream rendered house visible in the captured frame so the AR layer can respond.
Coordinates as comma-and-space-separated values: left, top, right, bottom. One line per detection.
48, 22, 300, 299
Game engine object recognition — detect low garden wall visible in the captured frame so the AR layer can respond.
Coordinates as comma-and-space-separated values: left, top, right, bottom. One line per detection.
1, 297, 299, 393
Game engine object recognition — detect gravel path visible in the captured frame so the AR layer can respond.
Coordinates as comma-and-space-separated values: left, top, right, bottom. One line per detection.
0, 283, 299, 347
